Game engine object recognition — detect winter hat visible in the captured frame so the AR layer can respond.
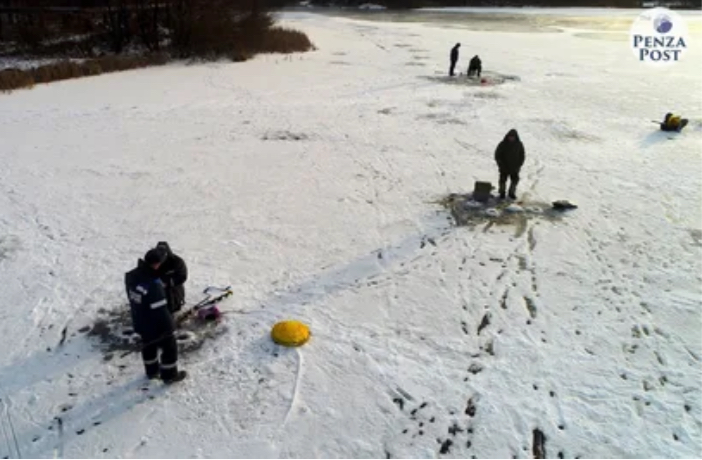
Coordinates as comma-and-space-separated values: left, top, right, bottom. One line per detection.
144, 247, 167, 265
156, 241, 172, 255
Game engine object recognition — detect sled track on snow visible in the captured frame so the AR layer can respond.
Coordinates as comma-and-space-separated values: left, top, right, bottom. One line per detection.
0, 393, 22, 459
282, 348, 304, 427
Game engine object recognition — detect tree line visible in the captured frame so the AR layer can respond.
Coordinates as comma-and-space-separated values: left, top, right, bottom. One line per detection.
1, 0, 697, 55
0, 0, 286, 58
307, 0, 700, 8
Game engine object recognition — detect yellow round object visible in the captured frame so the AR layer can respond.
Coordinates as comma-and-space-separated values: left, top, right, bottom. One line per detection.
271, 320, 310, 347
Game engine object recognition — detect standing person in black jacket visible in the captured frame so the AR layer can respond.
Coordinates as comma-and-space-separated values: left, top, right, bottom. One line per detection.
494, 129, 525, 200
125, 247, 187, 384
449, 43, 461, 77
155, 242, 188, 314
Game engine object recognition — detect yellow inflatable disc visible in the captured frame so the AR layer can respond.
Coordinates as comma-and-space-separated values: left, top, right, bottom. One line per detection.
271, 320, 310, 347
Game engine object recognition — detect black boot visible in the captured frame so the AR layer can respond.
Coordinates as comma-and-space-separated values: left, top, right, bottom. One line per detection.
163, 370, 187, 384
508, 184, 517, 200
144, 359, 159, 380
498, 181, 506, 200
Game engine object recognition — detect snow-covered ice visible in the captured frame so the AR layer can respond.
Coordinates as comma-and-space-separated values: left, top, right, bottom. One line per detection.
484, 208, 501, 218
0, 9, 701, 459
358, 4, 388, 10
0, 57, 86, 71
419, 6, 702, 17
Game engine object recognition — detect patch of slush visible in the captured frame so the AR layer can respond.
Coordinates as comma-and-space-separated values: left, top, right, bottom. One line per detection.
85, 306, 228, 359
438, 193, 569, 237
423, 71, 520, 87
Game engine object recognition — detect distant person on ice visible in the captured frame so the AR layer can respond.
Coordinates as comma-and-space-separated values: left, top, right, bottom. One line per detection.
467, 55, 482, 78
155, 241, 188, 314
449, 43, 460, 77
125, 247, 187, 384
494, 129, 525, 200
659, 113, 688, 132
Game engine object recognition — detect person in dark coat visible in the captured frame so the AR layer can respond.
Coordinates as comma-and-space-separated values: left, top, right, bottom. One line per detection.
449, 43, 460, 77
155, 241, 188, 314
659, 112, 688, 132
494, 129, 525, 200
125, 247, 187, 383
467, 55, 482, 78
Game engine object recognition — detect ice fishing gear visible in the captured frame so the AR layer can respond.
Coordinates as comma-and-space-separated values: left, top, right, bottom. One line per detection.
655, 114, 689, 132
197, 304, 221, 321
193, 286, 233, 311
117, 286, 233, 359
552, 200, 577, 211
118, 331, 173, 359
175, 286, 233, 326
472, 181, 493, 203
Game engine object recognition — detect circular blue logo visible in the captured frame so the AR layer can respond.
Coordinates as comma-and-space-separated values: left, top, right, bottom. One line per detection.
654, 14, 673, 33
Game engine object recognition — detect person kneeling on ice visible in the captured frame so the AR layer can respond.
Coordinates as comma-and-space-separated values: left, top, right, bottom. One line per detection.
660, 113, 689, 132
467, 55, 482, 78
155, 241, 188, 314
125, 247, 187, 384
495, 129, 525, 200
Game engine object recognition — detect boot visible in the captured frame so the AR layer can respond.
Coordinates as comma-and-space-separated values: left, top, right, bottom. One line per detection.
508, 184, 517, 200
163, 370, 187, 384
144, 359, 159, 380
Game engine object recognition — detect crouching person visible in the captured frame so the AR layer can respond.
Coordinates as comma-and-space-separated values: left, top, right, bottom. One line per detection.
125, 247, 187, 384
467, 55, 482, 78
660, 113, 689, 132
